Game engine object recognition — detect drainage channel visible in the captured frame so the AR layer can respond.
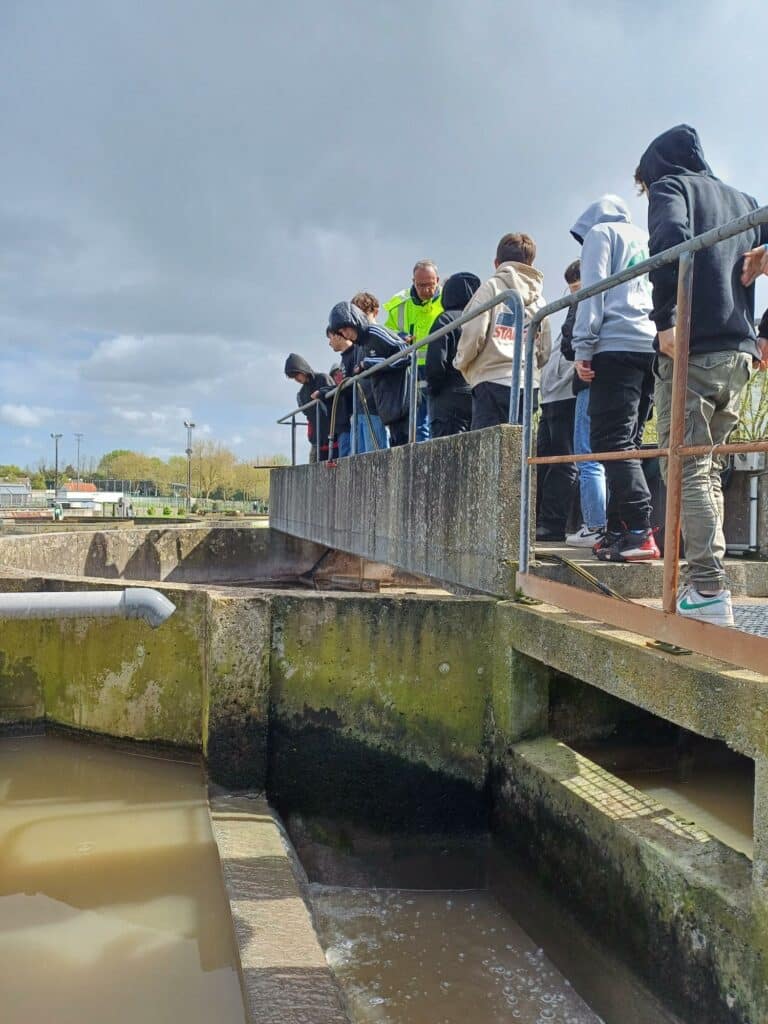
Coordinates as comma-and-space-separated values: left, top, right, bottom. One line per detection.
286, 818, 682, 1024
0, 734, 247, 1024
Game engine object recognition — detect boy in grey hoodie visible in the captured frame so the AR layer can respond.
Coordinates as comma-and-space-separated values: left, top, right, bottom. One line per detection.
571, 195, 658, 562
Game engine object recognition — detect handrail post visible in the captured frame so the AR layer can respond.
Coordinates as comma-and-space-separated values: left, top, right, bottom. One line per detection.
408, 348, 419, 444
508, 293, 526, 424
351, 385, 358, 456
315, 403, 321, 462
662, 251, 694, 614
518, 314, 543, 573
291, 415, 297, 466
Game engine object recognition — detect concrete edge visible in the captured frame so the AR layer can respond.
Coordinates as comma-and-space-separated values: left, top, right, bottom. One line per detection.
207, 786, 350, 1024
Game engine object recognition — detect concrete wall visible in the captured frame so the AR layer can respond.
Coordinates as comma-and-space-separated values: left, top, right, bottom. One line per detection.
0, 526, 329, 583
270, 425, 529, 596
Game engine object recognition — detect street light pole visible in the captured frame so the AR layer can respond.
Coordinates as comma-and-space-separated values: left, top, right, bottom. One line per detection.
183, 420, 195, 513
74, 433, 84, 482
50, 433, 63, 497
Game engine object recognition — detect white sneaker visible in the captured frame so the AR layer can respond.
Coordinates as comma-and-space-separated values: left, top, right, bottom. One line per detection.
676, 585, 734, 627
565, 525, 604, 548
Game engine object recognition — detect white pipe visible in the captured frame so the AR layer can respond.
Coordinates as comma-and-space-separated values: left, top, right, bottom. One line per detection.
0, 588, 175, 628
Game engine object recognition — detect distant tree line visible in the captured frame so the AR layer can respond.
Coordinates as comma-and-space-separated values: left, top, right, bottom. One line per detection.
2, 444, 289, 501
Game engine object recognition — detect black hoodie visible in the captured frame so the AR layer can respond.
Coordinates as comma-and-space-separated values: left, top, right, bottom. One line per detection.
424, 272, 480, 395
284, 353, 334, 454
326, 303, 411, 428
637, 124, 767, 357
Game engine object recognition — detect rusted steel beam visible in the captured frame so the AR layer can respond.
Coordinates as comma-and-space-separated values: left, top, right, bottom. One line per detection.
516, 572, 768, 678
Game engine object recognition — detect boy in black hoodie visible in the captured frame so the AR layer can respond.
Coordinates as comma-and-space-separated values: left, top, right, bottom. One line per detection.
326, 302, 411, 446
425, 272, 480, 437
635, 124, 768, 626
284, 353, 334, 462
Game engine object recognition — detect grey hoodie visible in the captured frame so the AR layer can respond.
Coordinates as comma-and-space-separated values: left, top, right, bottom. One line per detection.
570, 195, 655, 361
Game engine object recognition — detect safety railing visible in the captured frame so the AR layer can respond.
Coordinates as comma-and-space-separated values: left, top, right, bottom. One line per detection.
277, 290, 525, 460
275, 206, 768, 675
516, 205, 768, 675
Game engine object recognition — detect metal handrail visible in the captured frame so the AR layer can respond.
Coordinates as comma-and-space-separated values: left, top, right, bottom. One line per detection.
517, 203, 768, 580
278, 289, 526, 458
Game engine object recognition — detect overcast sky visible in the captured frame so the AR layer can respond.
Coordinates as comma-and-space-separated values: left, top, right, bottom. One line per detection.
1, 0, 766, 470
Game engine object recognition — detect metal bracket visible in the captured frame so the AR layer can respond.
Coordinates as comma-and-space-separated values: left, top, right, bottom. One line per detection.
646, 640, 692, 656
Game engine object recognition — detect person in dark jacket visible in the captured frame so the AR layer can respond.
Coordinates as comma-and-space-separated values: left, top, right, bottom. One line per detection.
284, 353, 334, 462
635, 124, 768, 625
318, 329, 359, 457
425, 272, 480, 438
326, 302, 411, 446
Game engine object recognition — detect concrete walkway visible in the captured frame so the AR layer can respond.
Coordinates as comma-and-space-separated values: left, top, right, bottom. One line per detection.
208, 790, 348, 1024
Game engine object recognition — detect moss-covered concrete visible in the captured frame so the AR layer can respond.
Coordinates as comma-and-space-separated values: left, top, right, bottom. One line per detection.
205, 594, 271, 788
494, 737, 765, 1024
0, 584, 206, 746
268, 591, 497, 832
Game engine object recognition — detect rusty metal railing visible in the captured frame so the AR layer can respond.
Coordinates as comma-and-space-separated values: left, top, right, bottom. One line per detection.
516, 205, 768, 675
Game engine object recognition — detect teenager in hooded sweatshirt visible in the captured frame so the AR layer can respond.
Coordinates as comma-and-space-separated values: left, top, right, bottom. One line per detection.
571, 195, 657, 563
325, 302, 411, 446
425, 271, 481, 437
635, 124, 768, 626
284, 354, 335, 462
454, 233, 551, 429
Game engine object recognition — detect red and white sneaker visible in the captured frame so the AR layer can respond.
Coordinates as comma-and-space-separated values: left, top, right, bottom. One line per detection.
595, 528, 660, 562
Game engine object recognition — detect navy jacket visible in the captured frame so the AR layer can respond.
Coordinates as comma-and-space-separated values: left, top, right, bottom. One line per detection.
637, 124, 768, 357
284, 353, 333, 453
327, 303, 410, 427
424, 272, 480, 396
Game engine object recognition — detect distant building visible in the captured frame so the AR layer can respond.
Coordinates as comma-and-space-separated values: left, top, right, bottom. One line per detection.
0, 479, 32, 508
56, 482, 125, 515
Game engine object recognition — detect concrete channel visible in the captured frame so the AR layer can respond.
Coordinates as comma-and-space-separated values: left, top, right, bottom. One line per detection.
0, 511, 767, 1022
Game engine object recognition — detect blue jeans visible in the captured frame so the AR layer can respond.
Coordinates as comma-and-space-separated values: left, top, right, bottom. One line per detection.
574, 388, 606, 529
357, 413, 389, 453
416, 366, 430, 442
338, 431, 351, 458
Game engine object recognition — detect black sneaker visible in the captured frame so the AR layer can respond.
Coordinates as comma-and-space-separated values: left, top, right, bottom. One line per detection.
536, 526, 566, 542
596, 529, 661, 563
591, 530, 622, 556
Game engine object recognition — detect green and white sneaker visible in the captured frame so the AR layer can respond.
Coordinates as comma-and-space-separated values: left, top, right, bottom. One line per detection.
676, 584, 734, 627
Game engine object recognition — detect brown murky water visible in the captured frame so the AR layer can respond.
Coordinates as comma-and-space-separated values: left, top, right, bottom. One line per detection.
0, 734, 246, 1024
575, 737, 754, 859
313, 886, 600, 1024
291, 822, 680, 1024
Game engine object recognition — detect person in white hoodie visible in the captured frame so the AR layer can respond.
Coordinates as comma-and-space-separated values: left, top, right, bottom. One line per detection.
571, 195, 658, 562
454, 232, 551, 428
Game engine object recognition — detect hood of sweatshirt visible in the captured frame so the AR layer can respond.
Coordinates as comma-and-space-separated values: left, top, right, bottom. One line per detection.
284, 353, 314, 377
637, 124, 713, 188
570, 195, 631, 245
494, 261, 545, 308
327, 301, 370, 334
441, 271, 481, 312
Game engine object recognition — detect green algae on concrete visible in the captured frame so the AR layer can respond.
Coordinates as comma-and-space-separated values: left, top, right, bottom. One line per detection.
205, 594, 271, 788
0, 587, 205, 747
270, 592, 496, 786
0, 651, 44, 723
495, 737, 765, 1024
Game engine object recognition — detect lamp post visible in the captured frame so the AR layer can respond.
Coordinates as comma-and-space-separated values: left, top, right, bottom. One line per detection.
74, 433, 84, 483
50, 433, 63, 497
183, 420, 195, 513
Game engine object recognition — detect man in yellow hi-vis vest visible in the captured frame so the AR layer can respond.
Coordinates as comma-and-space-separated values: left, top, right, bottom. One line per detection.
383, 259, 443, 441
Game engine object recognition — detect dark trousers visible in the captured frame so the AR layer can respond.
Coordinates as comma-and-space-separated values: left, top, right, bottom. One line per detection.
429, 389, 472, 438
589, 351, 654, 531
536, 399, 578, 533
388, 417, 409, 447
471, 381, 539, 430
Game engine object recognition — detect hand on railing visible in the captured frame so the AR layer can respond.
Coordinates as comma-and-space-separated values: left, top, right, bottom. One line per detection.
741, 244, 768, 286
